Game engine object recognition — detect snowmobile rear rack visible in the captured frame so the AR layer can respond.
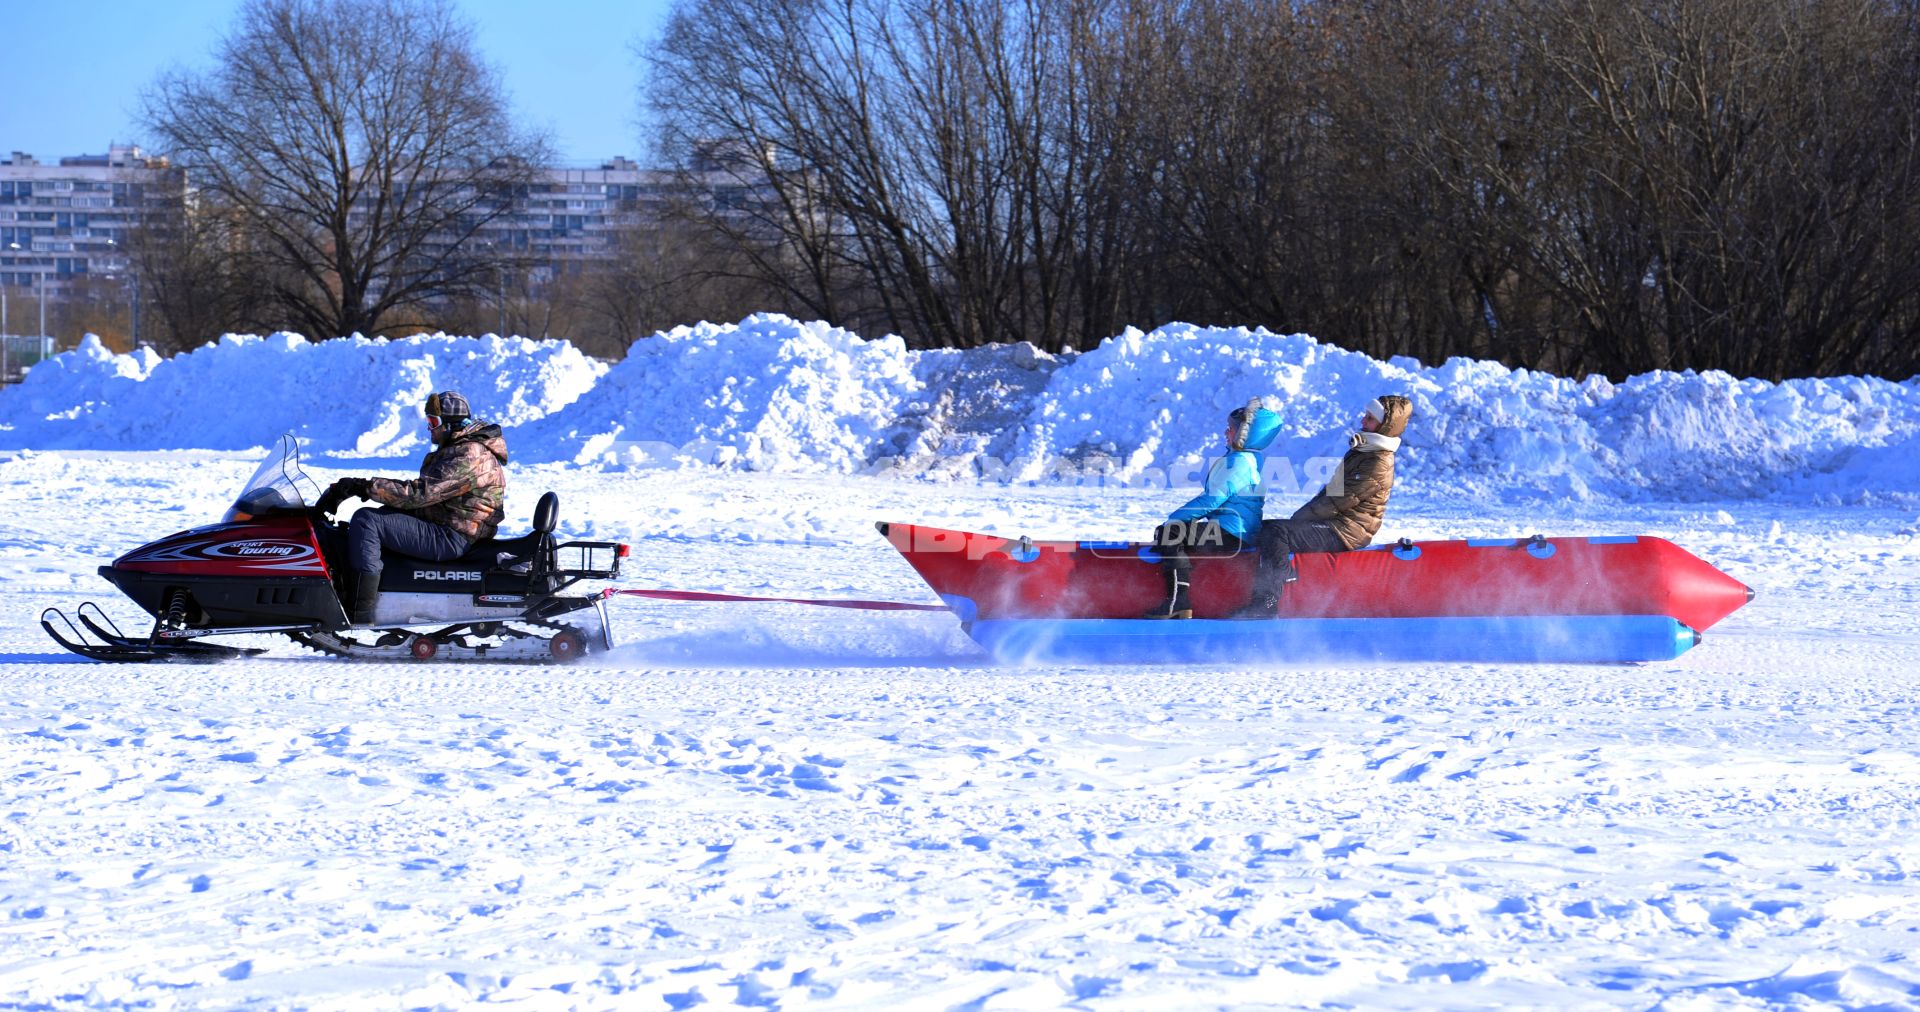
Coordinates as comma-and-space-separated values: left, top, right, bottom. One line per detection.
554, 540, 623, 581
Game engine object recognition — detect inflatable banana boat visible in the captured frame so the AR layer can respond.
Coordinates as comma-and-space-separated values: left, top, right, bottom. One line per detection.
878, 522, 1752, 664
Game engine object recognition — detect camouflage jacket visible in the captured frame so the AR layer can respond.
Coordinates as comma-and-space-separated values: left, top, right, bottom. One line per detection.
367, 421, 509, 541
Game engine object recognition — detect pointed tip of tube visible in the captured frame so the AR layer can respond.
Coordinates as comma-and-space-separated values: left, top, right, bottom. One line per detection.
875, 521, 891, 535
1745, 585, 1755, 603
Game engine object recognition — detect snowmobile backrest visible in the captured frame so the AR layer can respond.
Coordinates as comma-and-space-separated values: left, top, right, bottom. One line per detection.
533, 492, 558, 535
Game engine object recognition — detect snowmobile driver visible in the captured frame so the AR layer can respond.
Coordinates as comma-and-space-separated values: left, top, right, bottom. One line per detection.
1144, 398, 1283, 619
314, 391, 509, 626
1234, 394, 1412, 618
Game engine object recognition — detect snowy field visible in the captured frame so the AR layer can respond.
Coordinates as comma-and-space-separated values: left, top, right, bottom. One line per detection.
4, 449, 1920, 1009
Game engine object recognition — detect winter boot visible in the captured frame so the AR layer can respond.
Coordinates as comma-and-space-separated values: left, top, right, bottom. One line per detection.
1142, 566, 1193, 619
350, 569, 382, 626
1232, 544, 1303, 619
1229, 578, 1280, 620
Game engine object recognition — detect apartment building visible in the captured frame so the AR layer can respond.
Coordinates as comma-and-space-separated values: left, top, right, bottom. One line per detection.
459, 150, 779, 287
0, 145, 186, 300
0, 142, 782, 357
465, 156, 665, 284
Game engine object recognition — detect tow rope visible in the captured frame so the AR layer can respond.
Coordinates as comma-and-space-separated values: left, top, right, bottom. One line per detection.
605, 588, 948, 612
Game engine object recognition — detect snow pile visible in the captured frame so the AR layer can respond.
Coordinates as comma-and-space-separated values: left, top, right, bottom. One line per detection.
1002, 324, 1419, 482
0, 332, 605, 455
513, 318, 1917, 501
1007, 324, 1915, 502
514, 315, 925, 472
2, 317, 1915, 501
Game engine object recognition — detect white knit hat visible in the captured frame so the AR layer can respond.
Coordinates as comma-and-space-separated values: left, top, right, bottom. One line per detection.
1365, 398, 1386, 423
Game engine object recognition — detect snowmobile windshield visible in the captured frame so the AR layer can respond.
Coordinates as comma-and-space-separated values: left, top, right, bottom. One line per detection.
224, 434, 321, 523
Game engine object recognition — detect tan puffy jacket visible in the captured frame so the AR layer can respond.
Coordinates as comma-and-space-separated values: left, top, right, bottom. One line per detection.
1289, 395, 1412, 550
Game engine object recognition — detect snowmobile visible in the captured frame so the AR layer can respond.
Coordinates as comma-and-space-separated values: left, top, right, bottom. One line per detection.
42, 434, 627, 663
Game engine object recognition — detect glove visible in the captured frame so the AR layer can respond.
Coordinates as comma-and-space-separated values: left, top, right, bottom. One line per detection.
315, 477, 371, 517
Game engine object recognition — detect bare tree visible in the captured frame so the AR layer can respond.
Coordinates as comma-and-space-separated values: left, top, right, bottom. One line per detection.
645, 1, 864, 327
648, 0, 1140, 351
643, 0, 1920, 376
1377, 0, 1920, 379
121, 193, 275, 353
568, 213, 777, 354
143, 0, 547, 340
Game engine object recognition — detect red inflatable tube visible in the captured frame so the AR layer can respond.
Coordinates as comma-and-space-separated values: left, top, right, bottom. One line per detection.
877, 522, 1752, 632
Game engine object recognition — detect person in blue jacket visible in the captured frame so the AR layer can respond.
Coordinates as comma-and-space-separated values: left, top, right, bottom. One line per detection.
1144, 397, 1283, 618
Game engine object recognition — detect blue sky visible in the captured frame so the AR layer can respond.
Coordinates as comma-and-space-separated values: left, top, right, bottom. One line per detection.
2, 0, 675, 166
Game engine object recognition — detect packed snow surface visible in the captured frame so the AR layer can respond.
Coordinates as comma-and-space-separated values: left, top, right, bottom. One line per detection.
3, 316, 1916, 502
2, 321, 1919, 1006
2, 449, 1919, 1008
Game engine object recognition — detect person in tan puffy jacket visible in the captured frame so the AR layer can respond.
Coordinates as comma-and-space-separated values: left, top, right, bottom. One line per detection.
1234, 394, 1412, 617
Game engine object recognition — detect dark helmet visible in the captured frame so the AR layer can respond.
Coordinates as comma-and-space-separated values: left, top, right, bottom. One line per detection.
425, 390, 471, 425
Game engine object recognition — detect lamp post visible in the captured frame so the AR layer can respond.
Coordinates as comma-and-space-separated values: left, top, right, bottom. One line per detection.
106, 239, 138, 349
481, 239, 506, 337
3, 241, 15, 384
15, 246, 44, 346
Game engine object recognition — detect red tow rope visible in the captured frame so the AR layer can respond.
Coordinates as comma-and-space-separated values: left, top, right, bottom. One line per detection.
604, 588, 949, 612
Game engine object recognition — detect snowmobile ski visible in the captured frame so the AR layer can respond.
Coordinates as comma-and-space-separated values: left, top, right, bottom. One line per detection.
42, 602, 269, 663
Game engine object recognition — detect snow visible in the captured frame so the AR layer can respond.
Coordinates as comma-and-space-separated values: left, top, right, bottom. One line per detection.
1, 320, 1919, 1006
4, 316, 1917, 501
514, 315, 925, 472
1, 456, 1918, 1007
0, 332, 605, 457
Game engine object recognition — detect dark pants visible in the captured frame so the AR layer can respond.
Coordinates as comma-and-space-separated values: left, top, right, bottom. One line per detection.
348, 507, 471, 575
1151, 520, 1245, 607
1254, 519, 1348, 591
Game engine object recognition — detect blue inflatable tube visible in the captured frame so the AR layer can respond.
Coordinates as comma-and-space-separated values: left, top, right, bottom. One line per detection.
967, 614, 1701, 665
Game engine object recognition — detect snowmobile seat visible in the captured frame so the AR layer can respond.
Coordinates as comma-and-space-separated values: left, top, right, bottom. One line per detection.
378, 492, 560, 587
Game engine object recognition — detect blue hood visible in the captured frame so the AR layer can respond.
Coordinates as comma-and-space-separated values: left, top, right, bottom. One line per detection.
1238, 408, 1282, 452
